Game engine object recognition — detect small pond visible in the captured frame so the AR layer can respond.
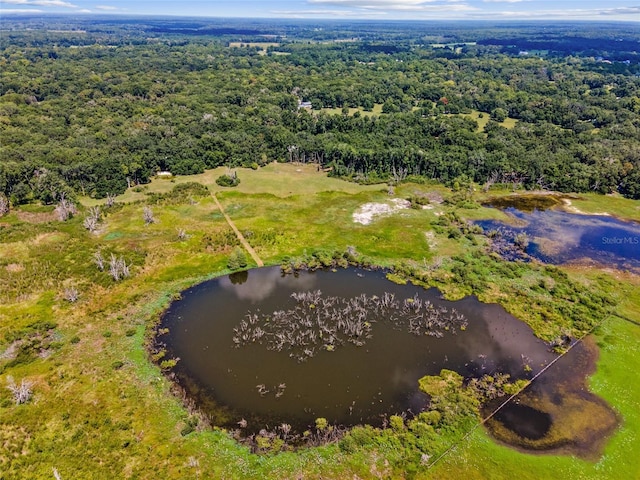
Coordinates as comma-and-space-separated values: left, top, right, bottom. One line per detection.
483, 337, 618, 459
476, 206, 640, 272
159, 267, 557, 432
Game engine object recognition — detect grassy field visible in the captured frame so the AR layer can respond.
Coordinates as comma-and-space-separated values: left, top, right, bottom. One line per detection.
2, 168, 639, 479
228, 42, 281, 55
562, 192, 640, 221
318, 103, 384, 117
449, 109, 518, 131
314, 105, 518, 130
80, 163, 384, 207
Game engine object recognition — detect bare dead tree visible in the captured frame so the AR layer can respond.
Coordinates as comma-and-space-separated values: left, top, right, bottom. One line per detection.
53, 468, 63, 480
63, 286, 79, 302
143, 206, 156, 225
391, 165, 408, 184
109, 254, 121, 281
83, 206, 101, 233
90, 206, 101, 219
109, 254, 130, 281
6, 375, 33, 405
54, 193, 77, 221
187, 457, 199, 468
482, 171, 500, 193
287, 145, 299, 163
93, 251, 105, 271
535, 175, 552, 191
83, 215, 98, 232
105, 193, 116, 208
0, 194, 9, 216
120, 260, 130, 278
502, 172, 526, 192
279, 423, 292, 442
427, 256, 444, 271
176, 228, 190, 240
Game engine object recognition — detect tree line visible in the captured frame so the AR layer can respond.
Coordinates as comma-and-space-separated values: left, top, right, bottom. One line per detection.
1, 20, 639, 204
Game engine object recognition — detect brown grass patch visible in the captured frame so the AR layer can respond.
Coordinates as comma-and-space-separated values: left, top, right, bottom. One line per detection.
16, 210, 56, 223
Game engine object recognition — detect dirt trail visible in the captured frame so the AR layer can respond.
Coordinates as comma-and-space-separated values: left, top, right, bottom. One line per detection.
212, 193, 264, 267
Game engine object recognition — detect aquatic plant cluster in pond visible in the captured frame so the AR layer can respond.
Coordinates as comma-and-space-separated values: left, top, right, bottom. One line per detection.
233, 290, 467, 362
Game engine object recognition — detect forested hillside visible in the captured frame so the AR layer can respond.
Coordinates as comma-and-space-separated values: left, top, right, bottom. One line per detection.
1, 17, 639, 201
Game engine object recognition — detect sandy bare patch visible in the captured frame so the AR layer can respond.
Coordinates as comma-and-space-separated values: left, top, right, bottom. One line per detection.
353, 199, 411, 225
562, 199, 610, 216
0, 340, 22, 360
424, 231, 437, 249
5, 263, 24, 273
424, 191, 444, 204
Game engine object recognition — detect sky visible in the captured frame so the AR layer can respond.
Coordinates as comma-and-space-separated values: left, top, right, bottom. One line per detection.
1, 0, 639, 21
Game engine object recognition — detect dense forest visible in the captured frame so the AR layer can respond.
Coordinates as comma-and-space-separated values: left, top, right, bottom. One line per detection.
1, 16, 640, 201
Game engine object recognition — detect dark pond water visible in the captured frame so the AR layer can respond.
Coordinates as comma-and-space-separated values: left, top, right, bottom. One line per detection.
485, 194, 563, 212
483, 338, 618, 459
476, 207, 640, 271
159, 267, 557, 432
492, 403, 552, 440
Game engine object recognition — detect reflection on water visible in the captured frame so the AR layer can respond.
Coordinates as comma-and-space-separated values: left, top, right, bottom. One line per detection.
492, 403, 552, 440
485, 194, 563, 212
477, 208, 640, 271
159, 267, 556, 432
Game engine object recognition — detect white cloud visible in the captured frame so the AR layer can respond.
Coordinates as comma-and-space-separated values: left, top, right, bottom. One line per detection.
599, 6, 640, 16
0, 7, 44, 11
1, 0, 76, 7
476, 6, 640, 18
272, 8, 386, 16
95, 5, 118, 10
310, 0, 440, 4
308, 0, 478, 12
302, 0, 639, 19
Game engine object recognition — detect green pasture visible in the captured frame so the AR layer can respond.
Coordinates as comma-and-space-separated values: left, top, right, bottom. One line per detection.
1, 167, 639, 479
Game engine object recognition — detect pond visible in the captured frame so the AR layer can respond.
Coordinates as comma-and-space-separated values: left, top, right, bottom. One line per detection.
483, 337, 618, 459
158, 267, 557, 433
476, 205, 640, 272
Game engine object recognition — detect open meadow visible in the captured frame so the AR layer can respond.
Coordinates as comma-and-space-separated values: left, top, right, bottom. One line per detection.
1, 166, 639, 479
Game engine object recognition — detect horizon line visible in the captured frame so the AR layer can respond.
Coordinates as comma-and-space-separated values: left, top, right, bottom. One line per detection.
1, 12, 640, 23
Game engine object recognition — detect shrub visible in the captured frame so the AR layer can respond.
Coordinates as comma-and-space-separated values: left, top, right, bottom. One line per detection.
389, 415, 405, 432
227, 247, 248, 270
491, 107, 507, 122
216, 172, 240, 187
146, 182, 209, 205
